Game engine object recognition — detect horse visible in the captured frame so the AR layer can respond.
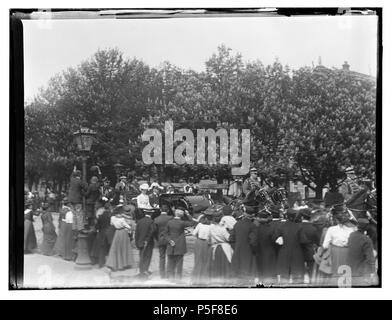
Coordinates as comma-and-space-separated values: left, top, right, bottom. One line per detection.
346, 188, 377, 221
346, 188, 378, 250
225, 186, 288, 219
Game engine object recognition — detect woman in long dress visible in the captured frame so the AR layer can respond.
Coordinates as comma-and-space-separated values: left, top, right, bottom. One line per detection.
206, 214, 233, 285
40, 204, 58, 256
24, 201, 37, 253
53, 199, 71, 256
322, 211, 356, 286
54, 204, 76, 261
191, 215, 211, 285
105, 210, 135, 271
91, 200, 112, 268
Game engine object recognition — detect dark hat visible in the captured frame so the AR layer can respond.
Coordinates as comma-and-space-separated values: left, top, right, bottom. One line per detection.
102, 177, 109, 182
61, 197, 69, 203
335, 212, 350, 224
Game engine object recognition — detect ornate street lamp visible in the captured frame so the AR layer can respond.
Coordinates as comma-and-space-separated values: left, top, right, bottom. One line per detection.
73, 127, 96, 267
73, 128, 97, 184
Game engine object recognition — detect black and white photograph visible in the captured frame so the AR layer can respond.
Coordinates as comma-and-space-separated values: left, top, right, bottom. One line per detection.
10, 7, 381, 290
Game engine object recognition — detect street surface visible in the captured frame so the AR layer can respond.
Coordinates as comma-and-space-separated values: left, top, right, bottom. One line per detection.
24, 213, 196, 288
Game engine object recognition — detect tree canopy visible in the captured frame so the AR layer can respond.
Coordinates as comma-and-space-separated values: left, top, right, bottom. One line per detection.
25, 46, 377, 196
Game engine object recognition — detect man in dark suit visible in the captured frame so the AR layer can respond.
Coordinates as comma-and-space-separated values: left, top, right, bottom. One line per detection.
273, 209, 306, 285
85, 176, 101, 226
154, 204, 173, 278
269, 205, 284, 258
164, 208, 196, 281
255, 211, 277, 285
347, 218, 376, 286
135, 211, 156, 278
68, 170, 87, 206
299, 208, 320, 282
230, 210, 258, 285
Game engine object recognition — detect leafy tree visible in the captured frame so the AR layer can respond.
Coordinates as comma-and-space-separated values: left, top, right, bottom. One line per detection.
287, 65, 376, 198
25, 47, 377, 198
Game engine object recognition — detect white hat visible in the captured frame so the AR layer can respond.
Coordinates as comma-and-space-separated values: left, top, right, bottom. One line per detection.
140, 183, 149, 191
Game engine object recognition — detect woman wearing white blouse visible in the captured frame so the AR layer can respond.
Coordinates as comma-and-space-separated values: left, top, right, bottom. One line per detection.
206, 215, 234, 284
106, 213, 135, 271
322, 213, 356, 278
191, 215, 211, 285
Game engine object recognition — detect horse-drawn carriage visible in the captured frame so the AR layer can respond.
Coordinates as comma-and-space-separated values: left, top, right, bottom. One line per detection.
133, 192, 212, 221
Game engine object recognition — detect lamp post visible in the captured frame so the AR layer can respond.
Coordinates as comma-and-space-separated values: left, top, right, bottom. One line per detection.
73, 127, 96, 266
73, 128, 96, 184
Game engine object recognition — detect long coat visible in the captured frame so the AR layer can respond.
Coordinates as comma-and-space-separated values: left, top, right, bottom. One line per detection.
164, 218, 195, 256
135, 216, 155, 249
231, 218, 257, 278
300, 222, 320, 262
274, 221, 305, 279
154, 214, 173, 246
40, 211, 57, 256
85, 182, 101, 204
347, 231, 376, 277
255, 222, 277, 279
68, 177, 86, 204
270, 219, 283, 257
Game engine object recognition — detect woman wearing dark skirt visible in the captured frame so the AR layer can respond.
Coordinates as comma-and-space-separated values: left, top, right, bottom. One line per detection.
105, 210, 135, 271
24, 202, 37, 253
55, 206, 77, 261
53, 199, 72, 256
191, 215, 211, 285
206, 215, 233, 285
322, 211, 356, 285
91, 200, 112, 268
40, 203, 58, 256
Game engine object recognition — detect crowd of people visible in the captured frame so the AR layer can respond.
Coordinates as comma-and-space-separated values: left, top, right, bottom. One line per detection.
24, 169, 378, 287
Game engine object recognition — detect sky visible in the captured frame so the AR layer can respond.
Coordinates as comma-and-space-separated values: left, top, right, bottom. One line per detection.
23, 15, 378, 102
